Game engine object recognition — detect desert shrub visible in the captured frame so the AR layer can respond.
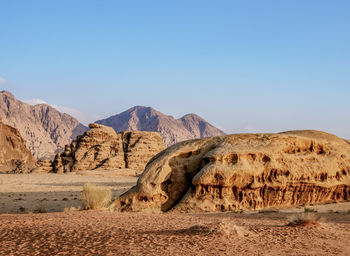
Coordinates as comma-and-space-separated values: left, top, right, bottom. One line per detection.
81, 183, 112, 210
286, 213, 323, 227
33, 205, 47, 213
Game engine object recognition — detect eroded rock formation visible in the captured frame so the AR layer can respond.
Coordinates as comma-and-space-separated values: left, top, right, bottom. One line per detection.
53, 123, 165, 173
0, 117, 37, 173
116, 130, 350, 213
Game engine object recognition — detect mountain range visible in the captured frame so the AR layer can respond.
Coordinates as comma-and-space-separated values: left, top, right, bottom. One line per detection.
96, 106, 225, 146
0, 91, 87, 159
0, 91, 225, 158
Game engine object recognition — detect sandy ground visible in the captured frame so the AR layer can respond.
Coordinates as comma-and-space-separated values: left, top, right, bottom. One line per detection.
1, 173, 350, 255
0, 172, 137, 214
1, 211, 350, 256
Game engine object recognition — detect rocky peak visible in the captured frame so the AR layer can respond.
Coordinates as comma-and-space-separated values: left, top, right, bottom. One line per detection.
96, 106, 225, 146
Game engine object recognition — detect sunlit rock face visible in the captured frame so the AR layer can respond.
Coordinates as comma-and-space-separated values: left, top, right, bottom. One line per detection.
116, 130, 350, 213
0, 116, 37, 173
53, 123, 166, 174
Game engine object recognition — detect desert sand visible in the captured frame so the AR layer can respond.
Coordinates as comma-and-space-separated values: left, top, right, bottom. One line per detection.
1, 210, 350, 255
0, 172, 137, 214
1, 173, 350, 255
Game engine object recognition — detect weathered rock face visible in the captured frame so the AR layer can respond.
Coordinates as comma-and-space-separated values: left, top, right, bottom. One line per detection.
0, 91, 87, 159
31, 160, 53, 173
0, 117, 37, 173
53, 123, 165, 174
116, 130, 350, 213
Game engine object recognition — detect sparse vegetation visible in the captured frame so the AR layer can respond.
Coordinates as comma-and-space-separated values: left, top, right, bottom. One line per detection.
81, 183, 112, 210
33, 205, 47, 214
286, 213, 323, 227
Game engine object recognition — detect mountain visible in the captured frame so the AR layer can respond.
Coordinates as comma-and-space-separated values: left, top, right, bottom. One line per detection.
96, 106, 225, 146
0, 116, 37, 173
0, 91, 88, 159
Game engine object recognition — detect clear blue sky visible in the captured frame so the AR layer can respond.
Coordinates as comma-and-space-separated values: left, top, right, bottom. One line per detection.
1, 0, 350, 137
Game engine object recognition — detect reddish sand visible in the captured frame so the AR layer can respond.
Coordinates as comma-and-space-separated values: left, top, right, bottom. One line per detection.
1, 211, 350, 256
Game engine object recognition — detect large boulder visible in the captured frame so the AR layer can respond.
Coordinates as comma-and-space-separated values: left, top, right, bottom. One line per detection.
53, 123, 165, 174
0, 117, 37, 173
116, 130, 350, 213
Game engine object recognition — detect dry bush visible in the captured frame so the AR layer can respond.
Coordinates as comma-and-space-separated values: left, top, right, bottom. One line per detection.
286, 213, 323, 227
33, 204, 47, 214
81, 183, 112, 210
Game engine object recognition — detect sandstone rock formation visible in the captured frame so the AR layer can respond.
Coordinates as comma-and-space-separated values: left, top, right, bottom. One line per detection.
0, 116, 37, 173
116, 130, 350, 213
96, 106, 225, 146
31, 160, 53, 173
53, 123, 165, 174
0, 91, 87, 159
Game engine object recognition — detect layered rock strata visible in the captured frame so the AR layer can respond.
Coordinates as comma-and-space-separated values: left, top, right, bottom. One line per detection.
116, 130, 350, 213
53, 123, 165, 174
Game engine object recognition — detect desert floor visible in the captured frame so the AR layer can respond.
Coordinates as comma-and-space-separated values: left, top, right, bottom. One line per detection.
1, 173, 350, 256
0, 171, 137, 214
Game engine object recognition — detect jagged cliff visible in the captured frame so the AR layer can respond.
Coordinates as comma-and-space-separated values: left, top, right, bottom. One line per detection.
53, 123, 165, 174
116, 130, 350, 213
96, 106, 225, 146
0, 91, 87, 159
0, 117, 37, 173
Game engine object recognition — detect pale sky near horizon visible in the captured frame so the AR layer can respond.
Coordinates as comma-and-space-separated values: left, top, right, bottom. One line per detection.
1, 1, 350, 138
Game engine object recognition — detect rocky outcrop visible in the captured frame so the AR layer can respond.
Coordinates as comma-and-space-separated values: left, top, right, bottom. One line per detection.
31, 160, 53, 173
0, 91, 87, 159
116, 130, 350, 213
53, 123, 165, 174
96, 106, 225, 146
0, 117, 37, 173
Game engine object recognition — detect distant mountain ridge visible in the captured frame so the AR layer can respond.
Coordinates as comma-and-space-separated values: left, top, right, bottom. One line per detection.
96, 106, 225, 146
0, 91, 87, 159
